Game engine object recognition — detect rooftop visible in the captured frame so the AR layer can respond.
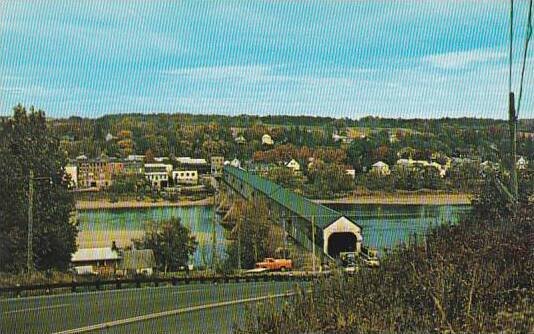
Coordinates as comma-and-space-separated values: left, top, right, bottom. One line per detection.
71, 247, 120, 262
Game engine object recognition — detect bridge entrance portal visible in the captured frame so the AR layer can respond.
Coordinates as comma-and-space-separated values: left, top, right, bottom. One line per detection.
327, 232, 357, 258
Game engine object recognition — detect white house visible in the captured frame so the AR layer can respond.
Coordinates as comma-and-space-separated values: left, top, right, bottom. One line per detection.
127, 155, 145, 162
235, 136, 246, 145
262, 134, 274, 145
172, 170, 198, 185
230, 158, 241, 168
396, 158, 431, 168
345, 169, 356, 179
371, 161, 390, 176
286, 159, 301, 172
144, 163, 173, 174
517, 156, 528, 170
105, 133, 115, 142
332, 134, 353, 144
176, 157, 208, 165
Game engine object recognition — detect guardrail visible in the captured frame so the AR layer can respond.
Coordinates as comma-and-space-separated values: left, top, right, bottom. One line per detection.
0, 272, 329, 298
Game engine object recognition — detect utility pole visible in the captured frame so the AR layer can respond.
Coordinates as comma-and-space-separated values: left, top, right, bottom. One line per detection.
237, 218, 242, 271
311, 215, 316, 273
211, 191, 218, 271
509, 93, 519, 203
27, 169, 34, 273
282, 215, 287, 256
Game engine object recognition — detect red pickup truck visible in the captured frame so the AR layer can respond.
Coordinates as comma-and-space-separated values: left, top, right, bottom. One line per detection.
255, 258, 293, 271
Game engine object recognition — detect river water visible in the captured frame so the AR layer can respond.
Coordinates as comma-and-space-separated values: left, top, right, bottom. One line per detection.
77, 204, 470, 265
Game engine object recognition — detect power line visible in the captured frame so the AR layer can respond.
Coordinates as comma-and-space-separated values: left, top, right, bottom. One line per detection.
516, 0, 533, 118
510, 0, 514, 96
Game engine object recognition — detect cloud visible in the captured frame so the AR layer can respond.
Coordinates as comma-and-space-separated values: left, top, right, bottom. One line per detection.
423, 49, 506, 69
161, 65, 274, 81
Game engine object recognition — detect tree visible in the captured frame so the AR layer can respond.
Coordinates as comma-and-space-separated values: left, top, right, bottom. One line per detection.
133, 218, 197, 274
266, 167, 298, 188
307, 161, 354, 197
144, 149, 155, 163
0, 105, 77, 272
225, 199, 275, 269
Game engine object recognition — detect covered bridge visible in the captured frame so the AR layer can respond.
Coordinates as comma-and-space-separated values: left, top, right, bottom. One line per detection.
223, 166, 362, 261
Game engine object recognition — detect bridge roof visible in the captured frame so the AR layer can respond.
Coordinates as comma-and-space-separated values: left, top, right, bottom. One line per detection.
224, 166, 355, 229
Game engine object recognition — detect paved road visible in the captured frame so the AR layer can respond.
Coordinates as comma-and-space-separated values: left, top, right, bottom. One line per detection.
1, 281, 305, 334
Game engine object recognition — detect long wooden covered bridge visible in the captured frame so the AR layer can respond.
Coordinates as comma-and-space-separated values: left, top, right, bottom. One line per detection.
222, 166, 363, 264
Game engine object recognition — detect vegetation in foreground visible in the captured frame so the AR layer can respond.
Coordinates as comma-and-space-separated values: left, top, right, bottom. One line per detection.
0, 106, 76, 273
236, 178, 533, 333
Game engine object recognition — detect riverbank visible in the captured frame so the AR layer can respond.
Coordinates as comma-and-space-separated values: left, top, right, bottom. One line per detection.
75, 192, 471, 210
315, 193, 471, 205
75, 197, 213, 210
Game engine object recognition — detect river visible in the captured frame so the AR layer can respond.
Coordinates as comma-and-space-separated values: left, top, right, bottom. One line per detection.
77, 204, 470, 266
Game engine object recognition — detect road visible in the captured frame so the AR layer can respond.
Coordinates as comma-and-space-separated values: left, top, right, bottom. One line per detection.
0, 281, 305, 334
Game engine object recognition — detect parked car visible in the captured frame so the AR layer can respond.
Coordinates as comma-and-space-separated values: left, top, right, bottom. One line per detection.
255, 258, 293, 271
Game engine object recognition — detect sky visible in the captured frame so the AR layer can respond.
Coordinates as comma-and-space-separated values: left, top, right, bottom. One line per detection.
0, 0, 533, 119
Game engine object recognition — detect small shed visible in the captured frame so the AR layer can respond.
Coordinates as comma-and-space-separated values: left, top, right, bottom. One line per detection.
119, 249, 156, 276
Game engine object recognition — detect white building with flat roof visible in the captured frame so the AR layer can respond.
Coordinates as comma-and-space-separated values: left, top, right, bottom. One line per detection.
172, 170, 198, 185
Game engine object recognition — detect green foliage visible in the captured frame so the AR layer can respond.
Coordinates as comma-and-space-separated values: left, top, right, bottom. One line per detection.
225, 199, 274, 269
0, 105, 77, 273
236, 178, 533, 333
108, 174, 145, 195
306, 161, 354, 197
266, 167, 299, 189
133, 218, 197, 273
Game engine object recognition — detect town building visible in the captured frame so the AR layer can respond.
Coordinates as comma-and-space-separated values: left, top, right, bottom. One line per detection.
262, 134, 274, 145
235, 135, 246, 145
345, 169, 356, 179
144, 163, 172, 189
230, 158, 241, 168
126, 155, 145, 162
286, 159, 301, 172
210, 156, 225, 176
332, 134, 353, 144
172, 170, 199, 185
175, 157, 210, 175
517, 156, 528, 170
371, 161, 391, 176
154, 157, 171, 163
123, 160, 144, 175
76, 156, 113, 189
105, 133, 116, 142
